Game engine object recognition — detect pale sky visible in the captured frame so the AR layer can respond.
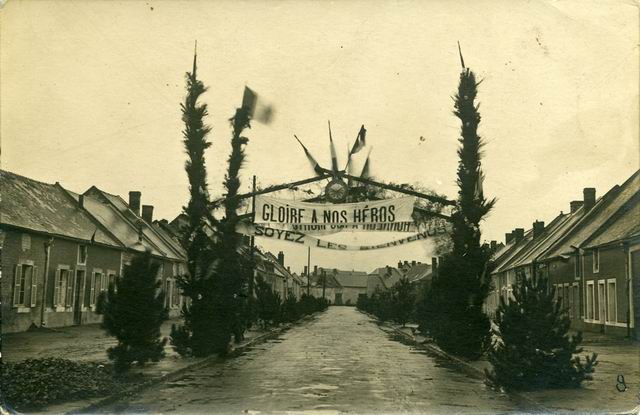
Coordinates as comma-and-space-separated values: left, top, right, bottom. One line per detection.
2, 0, 638, 274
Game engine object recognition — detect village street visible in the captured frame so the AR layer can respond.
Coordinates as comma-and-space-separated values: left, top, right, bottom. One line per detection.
102, 307, 523, 413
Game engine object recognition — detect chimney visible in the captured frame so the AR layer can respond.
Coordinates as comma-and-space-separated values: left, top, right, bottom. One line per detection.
129, 191, 141, 216
490, 240, 497, 251
514, 228, 525, 242
506, 232, 514, 244
314, 265, 318, 275
78, 194, 84, 209
277, 251, 285, 266
142, 205, 154, 223
583, 188, 596, 211
404, 260, 409, 266
411, 260, 416, 266
570, 200, 583, 214
398, 261, 403, 269
304, 265, 308, 276
533, 221, 545, 238
431, 257, 438, 270
287, 266, 291, 273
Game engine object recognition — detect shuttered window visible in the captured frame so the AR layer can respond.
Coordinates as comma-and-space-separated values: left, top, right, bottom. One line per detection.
13, 264, 35, 307
54, 268, 71, 307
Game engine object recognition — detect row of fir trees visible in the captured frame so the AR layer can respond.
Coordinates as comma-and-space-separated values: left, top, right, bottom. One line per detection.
359, 58, 597, 391
96, 51, 597, 391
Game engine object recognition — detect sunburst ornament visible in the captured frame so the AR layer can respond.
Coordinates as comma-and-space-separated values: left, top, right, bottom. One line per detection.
293, 122, 369, 204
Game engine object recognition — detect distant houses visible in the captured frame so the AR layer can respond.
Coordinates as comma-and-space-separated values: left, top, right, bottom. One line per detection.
487, 170, 640, 340
0, 170, 300, 333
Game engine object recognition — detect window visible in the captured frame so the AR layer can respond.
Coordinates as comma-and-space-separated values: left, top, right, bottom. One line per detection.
13, 264, 37, 307
597, 280, 606, 322
564, 284, 570, 313
54, 268, 73, 308
573, 283, 580, 319
586, 282, 594, 320
607, 279, 617, 323
557, 285, 564, 310
593, 249, 600, 273
21, 234, 31, 251
90, 271, 103, 306
108, 272, 117, 292
78, 245, 88, 265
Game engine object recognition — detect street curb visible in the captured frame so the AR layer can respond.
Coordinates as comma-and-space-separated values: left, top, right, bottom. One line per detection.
70, 313, 321, 414
362, 312, 550, 414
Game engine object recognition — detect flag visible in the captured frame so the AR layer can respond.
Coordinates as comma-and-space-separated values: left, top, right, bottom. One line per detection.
242, 86, 274, 124
345, 125, 367, 172
294, 135, 324, 176
328, 121, 339, 173
360, 147, 373, 179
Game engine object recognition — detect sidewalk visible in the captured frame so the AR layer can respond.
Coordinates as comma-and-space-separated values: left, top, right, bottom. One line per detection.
392, 324, 640, 414
2, 318, 293, 414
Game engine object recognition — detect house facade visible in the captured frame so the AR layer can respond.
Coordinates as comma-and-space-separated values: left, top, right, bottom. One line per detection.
1, 170, 187, 333
486, 170, 639, 339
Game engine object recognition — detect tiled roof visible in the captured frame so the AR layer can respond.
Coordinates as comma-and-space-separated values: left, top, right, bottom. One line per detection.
93, 189, 184, 260
498, 213, 573, 272
63, 188, 163, 256
494, 229, 534, 273
582, 194, 640, 249
541, 171, 639, 260
402, 263, 432, 284
0, 170, 121, 247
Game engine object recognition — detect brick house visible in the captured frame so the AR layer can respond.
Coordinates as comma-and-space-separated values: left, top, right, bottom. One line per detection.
1, 171, 124, 333
486, 170, 639, 339
1, 170, 188, 333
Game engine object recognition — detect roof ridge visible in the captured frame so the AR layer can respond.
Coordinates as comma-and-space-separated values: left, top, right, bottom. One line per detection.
1, 169, 59, 188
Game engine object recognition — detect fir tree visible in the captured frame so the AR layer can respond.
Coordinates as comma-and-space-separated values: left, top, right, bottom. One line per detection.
98, 251, 168, 373
255, 276, 282, 328
486, 275, 598, 390
171, 50, 221, 357
417, 56, 495, 359
205, 105, 253, 352
391, 277, 416, 327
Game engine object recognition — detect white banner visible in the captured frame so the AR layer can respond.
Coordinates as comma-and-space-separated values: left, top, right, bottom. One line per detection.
255, 195, 416, 227
237, 223, 449, 251
267, 219, 449, 235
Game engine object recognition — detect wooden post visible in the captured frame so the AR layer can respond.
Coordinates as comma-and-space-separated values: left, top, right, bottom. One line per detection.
249, 175, 257, 300
306, 246, 311, 296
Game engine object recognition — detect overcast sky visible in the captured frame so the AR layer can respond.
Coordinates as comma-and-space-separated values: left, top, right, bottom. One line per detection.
2, 0, 638, 274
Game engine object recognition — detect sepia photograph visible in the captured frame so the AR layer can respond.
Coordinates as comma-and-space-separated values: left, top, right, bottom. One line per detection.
0, 0, 638, 413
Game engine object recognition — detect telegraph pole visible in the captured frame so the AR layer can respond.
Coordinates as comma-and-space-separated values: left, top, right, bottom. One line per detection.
306, 246, 311, 295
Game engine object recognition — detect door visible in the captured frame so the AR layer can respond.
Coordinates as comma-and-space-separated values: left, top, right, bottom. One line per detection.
73, 270, 85, 325
334, 293, 343, 305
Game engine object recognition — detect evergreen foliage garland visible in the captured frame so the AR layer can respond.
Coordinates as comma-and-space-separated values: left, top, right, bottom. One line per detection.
486, 275, 598, 390
171, 56, 222, 357
417, 64, 495, 359
99, 251, 168, 373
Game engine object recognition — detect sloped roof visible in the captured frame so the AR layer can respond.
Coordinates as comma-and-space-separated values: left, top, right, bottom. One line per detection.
403, 263, 432, 284
0, 170, 121, 247
95, 189, 184, 260
494, 229, 534, 273
316, 267, 368, 288
369, 266, 402, 279
542, 171, 640, 260
64, 187, 164, 256
582, 193, 640, 249
499, 213, 573, 272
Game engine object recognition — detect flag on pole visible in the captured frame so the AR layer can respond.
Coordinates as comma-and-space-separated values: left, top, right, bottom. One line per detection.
242, 86, 274, 124
360, 147, 373, 179
328, 121, 339, 173
294, 135, 324, 176
345, 125, 367, 172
